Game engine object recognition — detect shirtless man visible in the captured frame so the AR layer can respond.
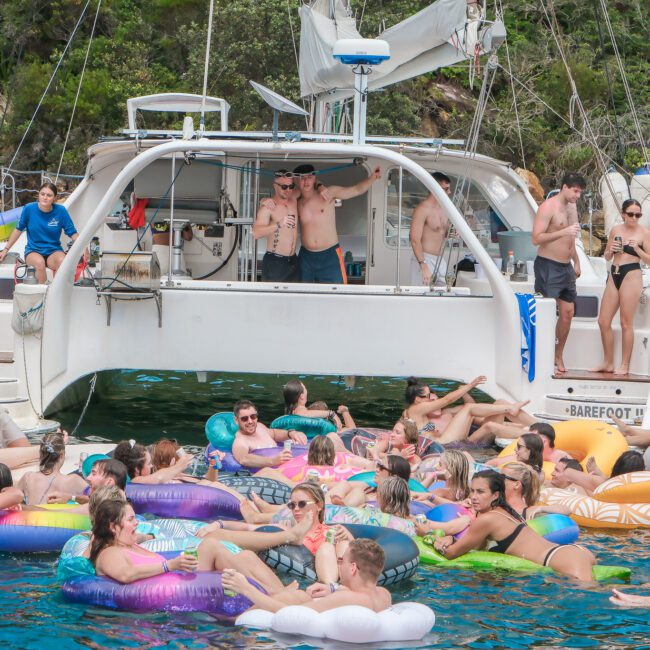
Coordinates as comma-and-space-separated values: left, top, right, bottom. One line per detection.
231, 399, 307, 469
222, 538, 391, 614
409, 171, 451, 286
532, 172, 585, 373
253, 170, 300, 282
293, 163, 381, 284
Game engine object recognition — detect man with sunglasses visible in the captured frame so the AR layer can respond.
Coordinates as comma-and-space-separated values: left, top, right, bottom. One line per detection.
532, 172, 586, 374
294, 163, 382, 284
231, 400, 307, 469
254, 170, 301, 282
222, 538, 391, 613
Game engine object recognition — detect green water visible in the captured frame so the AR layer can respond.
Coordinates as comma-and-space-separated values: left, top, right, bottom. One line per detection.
2, 371, 649, 649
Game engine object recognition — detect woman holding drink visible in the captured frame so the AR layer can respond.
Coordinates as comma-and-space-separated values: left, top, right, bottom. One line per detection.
593, 199, 650, 375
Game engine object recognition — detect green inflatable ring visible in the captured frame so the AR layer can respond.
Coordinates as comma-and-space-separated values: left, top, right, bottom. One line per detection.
414, 537, 630, 580
270, 415, 336, 439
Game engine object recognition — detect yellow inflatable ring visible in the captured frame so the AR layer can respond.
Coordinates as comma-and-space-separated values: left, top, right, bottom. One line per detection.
540, 486, 650, 529
498, 420, 628, 479
592, 471, 650, 504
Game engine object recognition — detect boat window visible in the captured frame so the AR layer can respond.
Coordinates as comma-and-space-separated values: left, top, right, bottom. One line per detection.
384, 169, 508, 249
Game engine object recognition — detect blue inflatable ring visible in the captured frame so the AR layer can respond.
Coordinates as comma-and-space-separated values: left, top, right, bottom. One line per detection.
270, 415, 336, 438
205, 412, 239, 450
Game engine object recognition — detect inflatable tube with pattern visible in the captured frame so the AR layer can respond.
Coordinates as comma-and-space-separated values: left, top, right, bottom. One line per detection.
540, 486, 650, 529
258, 523, 419, 586
347, 471, 429, 493
592, 471, 650, 504
218, 475, 291, 504
212, 444, 309, 474
277, 452, 366, 482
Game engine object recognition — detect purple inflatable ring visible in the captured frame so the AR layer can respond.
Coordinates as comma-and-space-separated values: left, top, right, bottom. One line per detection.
125, 483, 242, 520
62, 571, 258, 616
207, 443, 309, 474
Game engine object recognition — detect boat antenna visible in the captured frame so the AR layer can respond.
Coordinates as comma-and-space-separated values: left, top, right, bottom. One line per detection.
199, 0, 216, 135
1, 0, 92, 186
56, 0, 103, 182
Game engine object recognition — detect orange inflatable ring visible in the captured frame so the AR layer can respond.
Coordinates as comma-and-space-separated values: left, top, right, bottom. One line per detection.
592, 471, 650, 504
498, 420, 628, 480
540, 486, 650, 529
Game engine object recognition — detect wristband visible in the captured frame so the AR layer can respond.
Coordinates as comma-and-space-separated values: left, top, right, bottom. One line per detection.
418, 259, 425, 265
162, 560, 170, 573
329, 582, 339, 593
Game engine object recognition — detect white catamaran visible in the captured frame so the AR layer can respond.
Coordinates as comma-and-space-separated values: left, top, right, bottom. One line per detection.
0, 0, 648, 433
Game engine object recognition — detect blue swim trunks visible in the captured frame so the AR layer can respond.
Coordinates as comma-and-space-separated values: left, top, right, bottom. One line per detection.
299, 244, 347, 284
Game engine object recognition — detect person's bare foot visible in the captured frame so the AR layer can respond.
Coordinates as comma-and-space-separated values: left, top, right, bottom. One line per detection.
240, 499, 264, 524
251, 492, 274, 513
286, 512, 313, 545
506, 400, 530, 418
614, 364, 630, 376
554, 359, 567, 374
590, 363, 614, 373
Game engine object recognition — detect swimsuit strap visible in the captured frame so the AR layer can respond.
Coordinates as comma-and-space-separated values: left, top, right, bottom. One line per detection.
34, 473, 59, 505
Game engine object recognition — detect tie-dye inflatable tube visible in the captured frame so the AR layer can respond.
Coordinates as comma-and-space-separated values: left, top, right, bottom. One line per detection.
0, 508, 91, 552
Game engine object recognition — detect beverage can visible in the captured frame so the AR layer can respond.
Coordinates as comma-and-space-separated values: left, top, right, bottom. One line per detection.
306, 469, 320, 483
210, 453, 222, 470
366, 442, 375, 452
325, 528, 337, 544
283, 440, 292, 452
176, 447, 186, 457
415, 514, 427, 525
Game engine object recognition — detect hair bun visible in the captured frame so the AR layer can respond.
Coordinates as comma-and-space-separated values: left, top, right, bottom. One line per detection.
406, 377, 420, 386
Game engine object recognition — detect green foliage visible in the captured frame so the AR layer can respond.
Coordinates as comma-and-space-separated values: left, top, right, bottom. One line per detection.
0, 0, 647, 192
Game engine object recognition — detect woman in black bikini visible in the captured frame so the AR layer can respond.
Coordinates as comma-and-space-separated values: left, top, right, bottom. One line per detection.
593, 199, 650, 375
432, 470, 596, 581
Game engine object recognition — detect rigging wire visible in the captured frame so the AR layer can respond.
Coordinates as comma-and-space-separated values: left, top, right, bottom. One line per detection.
591, 0, 625, 165
494, 0, 526, 168
1, 0, 92, 187
597, 0, 649, 163
540, 0, 620, 203
55, 0, 103, 182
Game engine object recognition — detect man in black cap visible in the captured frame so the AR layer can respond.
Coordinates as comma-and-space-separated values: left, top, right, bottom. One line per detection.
293, 163, 381, 283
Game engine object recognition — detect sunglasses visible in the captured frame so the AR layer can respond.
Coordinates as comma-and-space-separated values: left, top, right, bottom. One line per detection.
375, 461, 393, 474
623, 211, 642, 218
239, 413, 258, 423
274, 182, 296, 190
275, 172, 294, 179
503, 475, 518, 482
287, 499, 315, 511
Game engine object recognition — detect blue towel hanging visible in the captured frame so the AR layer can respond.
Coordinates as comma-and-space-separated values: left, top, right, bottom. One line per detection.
515, 293, 536, 382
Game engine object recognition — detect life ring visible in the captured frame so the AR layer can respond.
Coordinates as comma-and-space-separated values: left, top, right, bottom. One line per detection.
414, 536, 630, 580
205, 411, 239, 450
270, 415, 336, 438
236, 602, 436, 644
339, 429, 444, 459
277, 452, 365, 482
347, 471, 429, 493
218, 475, 291, 505
498, 420, 628, 479
592, 471, 650, 504
0, 508, 91, 553
540, 486, 650, 529
125, 483, 242, 520
210, 443, 309, 473
62, 570, 258, 616
258, 523, 419, 586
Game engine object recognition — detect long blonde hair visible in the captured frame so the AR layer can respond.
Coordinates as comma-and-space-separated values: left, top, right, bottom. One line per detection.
502, 461, 541, 506
307, 436, 336, 466
376, 476, 411, 519
398, 418, 419, 445
442, 450, 470, 500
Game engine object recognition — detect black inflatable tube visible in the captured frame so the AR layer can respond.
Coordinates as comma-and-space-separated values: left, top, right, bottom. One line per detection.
258, 523, 419, 586
218, 476, 291, 505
